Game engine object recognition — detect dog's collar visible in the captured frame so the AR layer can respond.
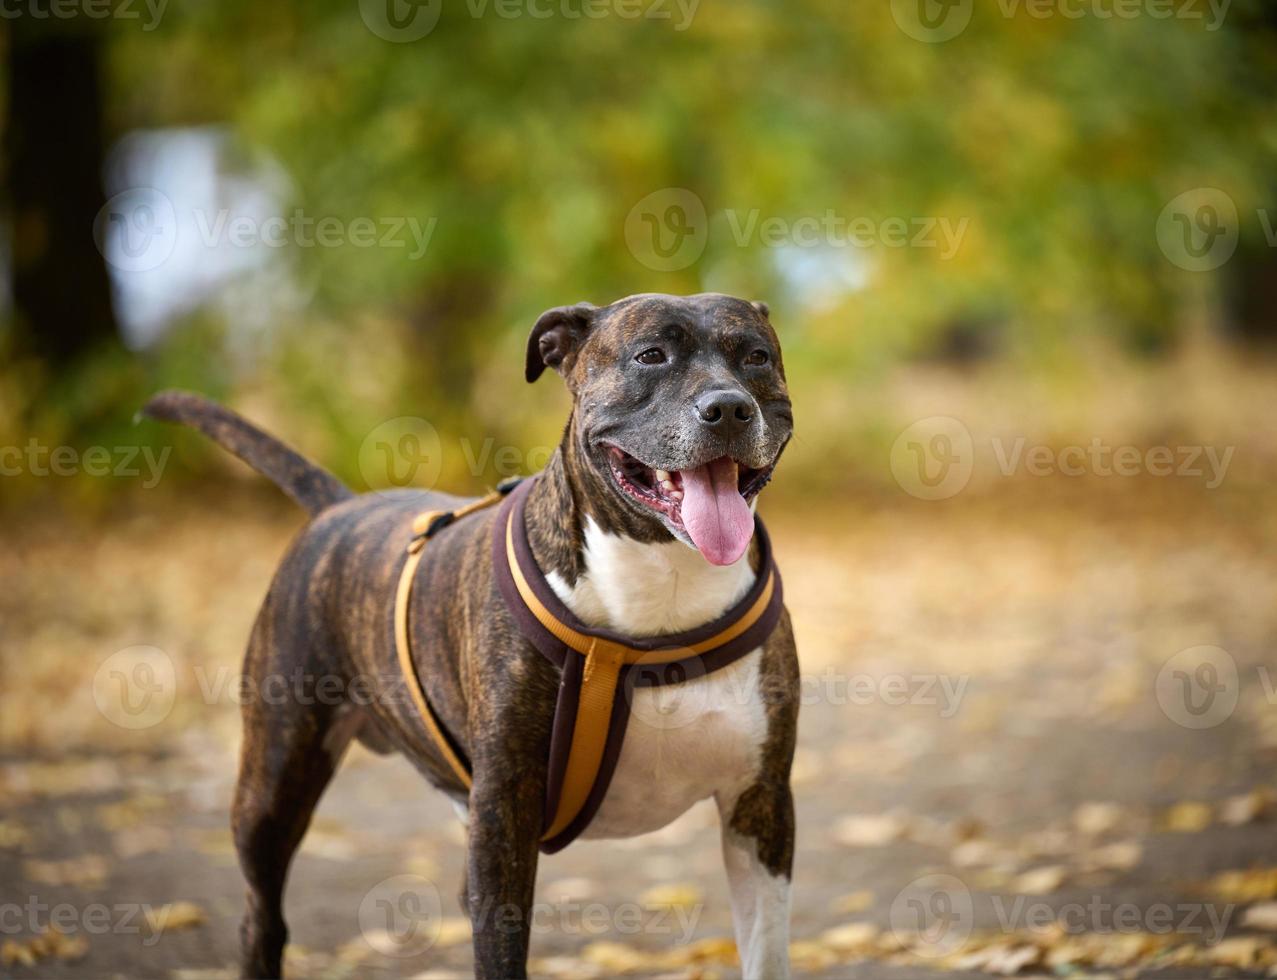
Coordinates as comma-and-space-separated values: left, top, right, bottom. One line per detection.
395, 473, 785, 854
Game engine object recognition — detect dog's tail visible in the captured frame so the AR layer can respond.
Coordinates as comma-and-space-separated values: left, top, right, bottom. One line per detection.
140, 389, 354, 516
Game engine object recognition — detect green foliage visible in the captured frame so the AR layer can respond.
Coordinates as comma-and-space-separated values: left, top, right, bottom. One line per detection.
70, 0, 1277, 482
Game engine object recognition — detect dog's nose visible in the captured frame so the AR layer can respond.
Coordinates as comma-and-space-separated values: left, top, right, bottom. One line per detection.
694, 389, 755, 435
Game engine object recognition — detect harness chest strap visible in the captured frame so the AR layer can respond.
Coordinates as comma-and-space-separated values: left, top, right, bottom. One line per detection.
394, 476, 785, 853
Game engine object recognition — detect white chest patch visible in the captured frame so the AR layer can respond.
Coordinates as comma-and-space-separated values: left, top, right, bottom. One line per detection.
546, 520, 768, 840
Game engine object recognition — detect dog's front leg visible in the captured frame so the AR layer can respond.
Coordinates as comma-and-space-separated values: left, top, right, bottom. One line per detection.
464, 744, 546, 977
717, 781, 794, 979
464, 684, 554, 980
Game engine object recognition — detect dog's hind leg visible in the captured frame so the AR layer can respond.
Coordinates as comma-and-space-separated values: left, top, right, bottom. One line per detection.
230, 607, 350, 979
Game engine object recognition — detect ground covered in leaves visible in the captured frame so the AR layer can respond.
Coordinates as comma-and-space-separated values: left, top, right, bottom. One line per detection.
3, 474, 1277, 979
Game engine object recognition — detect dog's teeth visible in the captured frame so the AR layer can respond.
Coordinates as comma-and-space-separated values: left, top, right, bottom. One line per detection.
660, 479, 675, 491
669, 490, 683, 501
655, 469, 671, 482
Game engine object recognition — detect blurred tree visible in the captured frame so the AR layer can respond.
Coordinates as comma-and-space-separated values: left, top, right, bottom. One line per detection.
5, 0, 1277, 467
4, 19, 119, 370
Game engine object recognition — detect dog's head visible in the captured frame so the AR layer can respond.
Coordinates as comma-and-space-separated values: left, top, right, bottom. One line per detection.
526, 292, 793, 566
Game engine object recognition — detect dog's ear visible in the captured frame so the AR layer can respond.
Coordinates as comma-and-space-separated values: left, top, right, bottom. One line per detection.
525, 303, 597, 383
751, 300, 770, 319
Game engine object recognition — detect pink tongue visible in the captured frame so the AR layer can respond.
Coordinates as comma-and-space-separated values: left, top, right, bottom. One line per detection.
678, 457, 755, 566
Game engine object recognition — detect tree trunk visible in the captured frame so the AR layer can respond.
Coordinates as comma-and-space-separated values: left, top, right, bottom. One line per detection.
5, 20, 120, 368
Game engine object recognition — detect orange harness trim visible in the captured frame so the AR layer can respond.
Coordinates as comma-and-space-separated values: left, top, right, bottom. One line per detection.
393, 490, 510, 791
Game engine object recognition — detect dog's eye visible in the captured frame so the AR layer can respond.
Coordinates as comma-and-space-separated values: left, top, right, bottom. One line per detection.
745, 349, 769, 366
635, 348, 667, 365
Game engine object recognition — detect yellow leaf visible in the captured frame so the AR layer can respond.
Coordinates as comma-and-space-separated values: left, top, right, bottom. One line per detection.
1243, 902, 1277, 931
1073, 801, 1124, 836
1163, 801, 1212, 833
832, 813, 909, 848
830, 889, 874, 914
820, 922, 879, 952
639, 883, 704, 909
145, 901, 206, 935
433, 916, 472, 948
1012, 865, 1067, 895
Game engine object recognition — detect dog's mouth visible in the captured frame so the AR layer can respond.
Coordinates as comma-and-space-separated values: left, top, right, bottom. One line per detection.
605, 446, 775, 566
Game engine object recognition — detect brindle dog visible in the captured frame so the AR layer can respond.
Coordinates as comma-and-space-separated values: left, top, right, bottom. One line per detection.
144, 292, 798, 979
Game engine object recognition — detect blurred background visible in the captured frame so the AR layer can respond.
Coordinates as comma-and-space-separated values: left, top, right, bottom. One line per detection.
3, 1, 1277, 977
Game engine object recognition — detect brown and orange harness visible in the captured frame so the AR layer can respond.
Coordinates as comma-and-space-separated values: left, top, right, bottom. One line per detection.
394, 476, 784, 853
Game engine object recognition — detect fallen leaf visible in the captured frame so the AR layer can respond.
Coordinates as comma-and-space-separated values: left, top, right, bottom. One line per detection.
830, 889, 874, 914
581, 940, 653, 972
833, 813, 909, 848
1206, 936, 1261, 968
1088, 841, 1142, 871
952, 839, 1014, 868
433, 916, 472, 948
1243, 902, 1277, 931
1163, 801, 1212, 833
982, 943, 1043, 975
1220, 788, 1274, 826
0, 929, 87, 968
820, 922, 879, 952
113, 825, 173, 859
0, 819, 30, 850
789, 939, 840, 971
23, 855, 109, 888
1210, 867, 1277, 902
665, 935, 737, 966
543, 877, 597, 903
145, 901, 206, 936
639, 883, 704, 909
1074, 801, 1124, 836
1012, 865, 1067, 895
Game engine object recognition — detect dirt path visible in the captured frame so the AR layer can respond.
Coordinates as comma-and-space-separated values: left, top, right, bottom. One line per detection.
3, 480, 1276, 978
